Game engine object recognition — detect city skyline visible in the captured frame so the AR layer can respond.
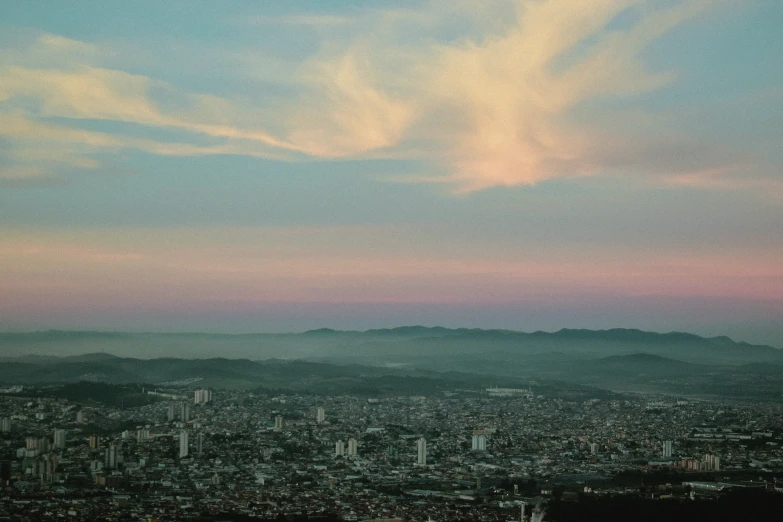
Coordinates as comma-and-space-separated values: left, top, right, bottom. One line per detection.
1, 1, 782, 346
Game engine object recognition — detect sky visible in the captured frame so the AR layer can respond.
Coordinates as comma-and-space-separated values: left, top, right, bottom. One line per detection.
1, 0, 782, 345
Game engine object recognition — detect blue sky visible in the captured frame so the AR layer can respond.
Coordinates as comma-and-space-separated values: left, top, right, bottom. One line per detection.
1, 1, 781, 345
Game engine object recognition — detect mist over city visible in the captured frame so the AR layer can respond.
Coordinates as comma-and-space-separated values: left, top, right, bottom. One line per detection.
1, 1, 782, 521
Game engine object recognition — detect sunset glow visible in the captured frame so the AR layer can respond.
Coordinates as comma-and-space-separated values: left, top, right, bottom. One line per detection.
1, 1, 781, 344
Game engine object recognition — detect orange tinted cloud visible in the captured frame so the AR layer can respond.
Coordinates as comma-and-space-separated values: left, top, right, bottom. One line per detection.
0, 1, 731, 191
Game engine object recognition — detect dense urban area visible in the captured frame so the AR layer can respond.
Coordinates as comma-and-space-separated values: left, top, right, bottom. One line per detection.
3, 381, 783, 521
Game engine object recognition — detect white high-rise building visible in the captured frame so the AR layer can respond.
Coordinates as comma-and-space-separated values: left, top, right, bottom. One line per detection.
53, 429, 66, 449
180, 402, 191, 422
197, 432, 203, 455
472, 434, 487, 451
194, 389, 212, 404
166, 401, 191, 422
416, 437, 427, 466
33, 454, 58, 482
105, 442, 121, 469
316, 407, 325, 424
0, 417, 10, 432
702, 453, 720, 471
662, 440, 672, 458
347, 438, 358, 457
76, 411, 85, 424
590, 443, 600, 454
335, 440, 345, 457
26, 437, 49, 452
274, 415, 283, 430
179, 430, 189, 458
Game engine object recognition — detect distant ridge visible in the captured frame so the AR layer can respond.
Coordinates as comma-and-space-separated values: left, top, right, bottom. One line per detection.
1, 328, 783, 400
0, 326, 773, 348
0, 327, 779, 366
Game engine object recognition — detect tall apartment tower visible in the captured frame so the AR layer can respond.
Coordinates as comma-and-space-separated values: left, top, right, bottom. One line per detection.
194, 389, 212, 404
180, 402, 191, 422
179, 430, 189, 458
197, 432, 204, 456
274, 415, 283, 430
347, 438, 358, 457
0, 417, 10, 432
662, 440, 673, 458
105, 442, 121, 469
53, 429, 66, 450
316, 407, 325, 424
39, 454, 58, 483
89, 434, 100, 450
76, 411, 85, 424
335, 440, 345, 457
167, 402, 176, 422
472, 434, 487, 451
417, 437, 427, 466
702, 453, 720, 471
27, 437, 49, 452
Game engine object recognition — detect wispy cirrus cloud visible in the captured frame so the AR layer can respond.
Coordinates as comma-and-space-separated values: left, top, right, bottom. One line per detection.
0, 34, 310, 180
1, 1, 764, 191
286, 0, 721, 190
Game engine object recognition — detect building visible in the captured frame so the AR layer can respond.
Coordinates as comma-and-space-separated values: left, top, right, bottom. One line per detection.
32, 453, 58, 483
274, 415, 283, 430
472, 434, 487, 451
662, 440, 672, 458
317, 407, 325, 424
702, 453, 720, 471
179, 430, 189, 458
105, 442, 121, 469
417, 438, 427, 466
180, 402, 191, 422
335, 440, 345, 457
76, 411, 85, 423
89, 435, 100, 450
194, 388, 212, 404
590, 443, 600, 454
26, 437, 49, 452
169, 401, 191, 422
347, 438, 358, 457
53, 429, 66, 450
486, 387, 533, 398
682, 458, 698, 470
0, 417, 10, 432
197, 432, 203, 456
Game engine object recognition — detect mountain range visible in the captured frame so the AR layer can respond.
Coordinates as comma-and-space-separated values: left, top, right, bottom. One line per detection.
1, 327, 780, 363
1, 327, 781, 400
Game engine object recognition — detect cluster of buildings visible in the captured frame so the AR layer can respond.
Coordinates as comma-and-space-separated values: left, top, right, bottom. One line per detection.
1, 385, 783, 520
